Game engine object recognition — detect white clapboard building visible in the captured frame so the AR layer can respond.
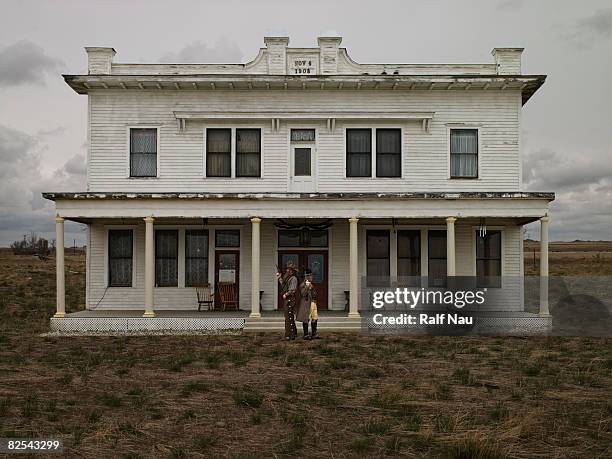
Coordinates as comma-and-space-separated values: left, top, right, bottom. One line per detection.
45, 36, 554, 333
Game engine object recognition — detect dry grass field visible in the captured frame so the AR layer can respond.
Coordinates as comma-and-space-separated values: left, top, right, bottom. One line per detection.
0, 246, 611, 458
523, 240, 612, 276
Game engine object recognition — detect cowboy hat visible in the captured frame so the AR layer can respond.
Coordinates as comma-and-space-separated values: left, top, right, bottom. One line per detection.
285, 261, 298, 271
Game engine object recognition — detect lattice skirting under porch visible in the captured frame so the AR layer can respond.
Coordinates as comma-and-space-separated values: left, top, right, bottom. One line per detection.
365, 314, 552, 335
50, 317, 245, 333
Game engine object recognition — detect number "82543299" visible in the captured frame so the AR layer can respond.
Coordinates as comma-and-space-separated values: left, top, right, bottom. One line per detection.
1, 438, 62, 453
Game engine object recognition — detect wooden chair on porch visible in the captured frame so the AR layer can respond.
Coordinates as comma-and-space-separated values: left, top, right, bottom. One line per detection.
195, 284, 214, 312
218, 282, 239, 311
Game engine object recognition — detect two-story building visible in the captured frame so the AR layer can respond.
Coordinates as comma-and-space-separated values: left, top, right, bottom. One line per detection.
44, 36, 554, 333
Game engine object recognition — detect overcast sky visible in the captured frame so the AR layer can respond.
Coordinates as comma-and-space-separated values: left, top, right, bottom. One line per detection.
0, 0, 611, 245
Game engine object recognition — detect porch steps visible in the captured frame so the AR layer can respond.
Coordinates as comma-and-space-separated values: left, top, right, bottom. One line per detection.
244, 316, 362, 332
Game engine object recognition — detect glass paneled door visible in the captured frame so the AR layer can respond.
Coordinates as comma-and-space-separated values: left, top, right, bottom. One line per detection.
277, 251, 328, 310
289, 143, 316, 192
215, 251, 239, 309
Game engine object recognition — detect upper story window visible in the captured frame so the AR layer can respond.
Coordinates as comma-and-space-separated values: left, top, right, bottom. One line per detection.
376, 129, 401, 178
236, 129, 261, 177
291, 129, 316, 142
205, 128, 261, 178
346, 128, 402, 178
346, 129, 372, 177
206, 129, 231, 177
130, 128, 157, 177
450, 129, 478, 178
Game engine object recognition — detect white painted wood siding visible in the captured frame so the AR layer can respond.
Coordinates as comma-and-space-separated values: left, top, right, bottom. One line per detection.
88, 89, 521, 192
87, 220, 522, 312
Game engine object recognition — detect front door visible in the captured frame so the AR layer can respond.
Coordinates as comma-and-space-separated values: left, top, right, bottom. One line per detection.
289, 143, 315, 192
277, 250, 328, 310
215, 251, 239, 309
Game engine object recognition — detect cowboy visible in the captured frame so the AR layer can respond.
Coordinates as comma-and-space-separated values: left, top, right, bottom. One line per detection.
277, 262, 299, 340
297, 268, 319, 339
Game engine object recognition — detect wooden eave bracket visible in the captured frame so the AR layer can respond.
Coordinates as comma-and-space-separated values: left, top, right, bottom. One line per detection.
173, 111, 434, 133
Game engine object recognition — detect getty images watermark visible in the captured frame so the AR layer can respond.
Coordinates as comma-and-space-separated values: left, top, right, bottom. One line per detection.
361, 276, 612, 336
370, 287, 486, 327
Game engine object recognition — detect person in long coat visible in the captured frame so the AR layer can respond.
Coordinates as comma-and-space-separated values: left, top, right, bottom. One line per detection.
277, 263, 299, 340
296, 268, 318, 339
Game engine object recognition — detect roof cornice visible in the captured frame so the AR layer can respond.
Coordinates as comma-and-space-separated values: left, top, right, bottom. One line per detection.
63, 74, 546, 104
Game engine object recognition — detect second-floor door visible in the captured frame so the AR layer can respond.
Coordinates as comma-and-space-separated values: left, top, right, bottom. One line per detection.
289, 143, 316, 192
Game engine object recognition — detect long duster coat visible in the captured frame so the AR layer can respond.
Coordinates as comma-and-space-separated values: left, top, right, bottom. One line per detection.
296, 281, 317, 323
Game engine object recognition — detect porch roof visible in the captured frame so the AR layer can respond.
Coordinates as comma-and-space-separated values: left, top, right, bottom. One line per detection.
43, 191, 555, 202
44, 191, 553, 225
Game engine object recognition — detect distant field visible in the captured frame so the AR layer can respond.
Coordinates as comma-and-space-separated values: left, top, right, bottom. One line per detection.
523, 240, 612, 276
0, 246, 610, 457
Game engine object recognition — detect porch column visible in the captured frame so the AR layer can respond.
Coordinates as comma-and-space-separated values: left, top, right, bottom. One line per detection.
539, 216, 550, 317
446, 217, 457, 277
348, 217, 360, 318
143, 216, 155, 318
250, 217, 261, 318
54, 216, 65, 318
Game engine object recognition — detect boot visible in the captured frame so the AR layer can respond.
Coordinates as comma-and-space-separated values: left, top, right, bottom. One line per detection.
303, 322, 310, 339
311, 320, 319, 339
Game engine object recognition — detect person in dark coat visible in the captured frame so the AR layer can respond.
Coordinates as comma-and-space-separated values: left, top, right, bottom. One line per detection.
277, 262, 299, 340
297, 268, 319, 339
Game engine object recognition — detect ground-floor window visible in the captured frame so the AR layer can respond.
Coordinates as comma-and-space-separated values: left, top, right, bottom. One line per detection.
397, 230, 420, 285
185, 230, 209, 287
278, 229, 328, 248
108, 229, 133, 287
215, 229, 240, 248
476, 230, 502, 288
366, 229, 390, 285
155, 230, 178, 287
428, 230, 447, 287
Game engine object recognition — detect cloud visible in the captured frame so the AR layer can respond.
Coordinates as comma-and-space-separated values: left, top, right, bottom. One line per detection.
523, 148, 612, 192
524, 147, 612, 240
159, 38, 242, 63
0, 40, 63, 86
496, 0, 523, 11
62, 153, 86, 176
0, 124, 86, 245
562, 8, 612, 46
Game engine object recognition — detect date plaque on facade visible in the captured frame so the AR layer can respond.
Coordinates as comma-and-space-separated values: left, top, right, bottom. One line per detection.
289, 55, 318, 75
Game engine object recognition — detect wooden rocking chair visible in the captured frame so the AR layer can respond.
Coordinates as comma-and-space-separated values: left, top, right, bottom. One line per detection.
195, 284, 214, 311
218, 282, 239, 311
